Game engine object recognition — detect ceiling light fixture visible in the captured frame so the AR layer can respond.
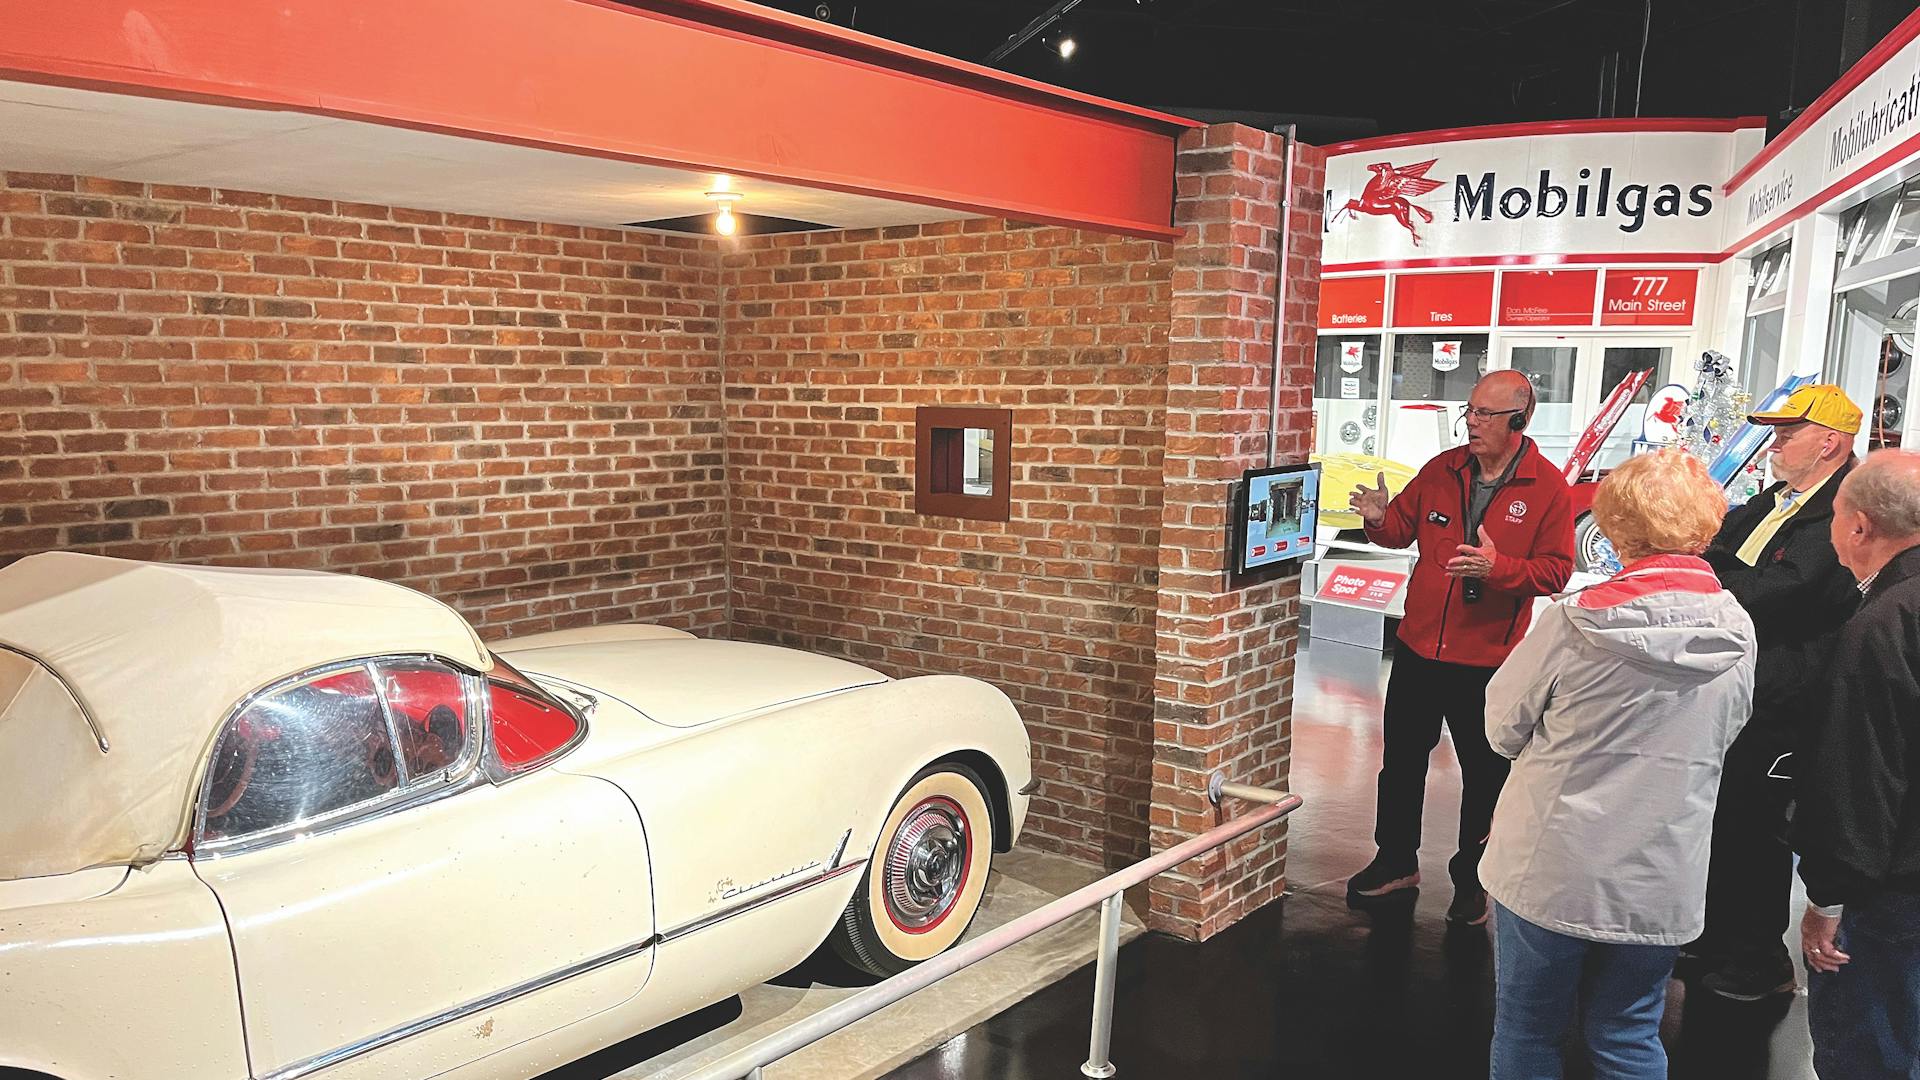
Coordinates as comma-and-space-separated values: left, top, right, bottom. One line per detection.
705, 187, 743, 236
1057, 35, 1077, 58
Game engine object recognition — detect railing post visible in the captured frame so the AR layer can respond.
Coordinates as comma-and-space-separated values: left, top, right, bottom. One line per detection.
1080, 891, 1124, 1078
744, 1068, 763, 1080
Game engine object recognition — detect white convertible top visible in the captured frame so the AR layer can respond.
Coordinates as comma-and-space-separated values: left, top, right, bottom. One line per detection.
0, 553, 490, 880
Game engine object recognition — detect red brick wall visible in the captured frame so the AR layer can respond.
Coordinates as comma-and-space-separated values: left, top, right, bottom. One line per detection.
1148, 128, 1324, 940
721, 220, 1173, 868
2, 158, 1320, 941
0, 173, 728, 636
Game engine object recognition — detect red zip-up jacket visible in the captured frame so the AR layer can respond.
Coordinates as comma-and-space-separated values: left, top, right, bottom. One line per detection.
1364, 438, 1575, 668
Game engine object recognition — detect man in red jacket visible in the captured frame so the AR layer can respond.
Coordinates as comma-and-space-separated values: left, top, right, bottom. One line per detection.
1344, 369, 1575, 925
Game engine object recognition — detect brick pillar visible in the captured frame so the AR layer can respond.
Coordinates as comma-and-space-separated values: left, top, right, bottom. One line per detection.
1146, 124, 1325, 941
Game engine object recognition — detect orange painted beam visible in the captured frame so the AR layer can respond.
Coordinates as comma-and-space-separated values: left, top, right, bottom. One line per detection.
0, 0, 1195, 239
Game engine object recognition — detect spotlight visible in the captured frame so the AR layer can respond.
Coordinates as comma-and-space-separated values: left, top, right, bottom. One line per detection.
1057, 35, 1077, 58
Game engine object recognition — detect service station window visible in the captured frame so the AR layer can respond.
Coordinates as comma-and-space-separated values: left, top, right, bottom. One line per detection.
1829, 275, 1919, 451
1837, 178, 1920, 284
915, 406, 1012, 522
1741, 309, 1786, 401
1594, 345, 1675, 470
1747, 241, 1791, 306
1388, 334, 1490, 465
1742, 240, 1791, 401
1315, 336, 1382, 456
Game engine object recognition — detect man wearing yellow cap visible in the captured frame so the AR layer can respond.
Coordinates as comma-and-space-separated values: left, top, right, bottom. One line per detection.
1691, 384, 1863, 1000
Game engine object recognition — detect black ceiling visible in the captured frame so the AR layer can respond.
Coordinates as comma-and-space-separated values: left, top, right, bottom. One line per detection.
754, 0, 1920, 144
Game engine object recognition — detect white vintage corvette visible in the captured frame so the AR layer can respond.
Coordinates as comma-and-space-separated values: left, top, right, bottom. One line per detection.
0, 554, 1032, 1080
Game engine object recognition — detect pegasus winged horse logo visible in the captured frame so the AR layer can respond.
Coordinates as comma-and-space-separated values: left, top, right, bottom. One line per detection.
1331, 159, 1445, 246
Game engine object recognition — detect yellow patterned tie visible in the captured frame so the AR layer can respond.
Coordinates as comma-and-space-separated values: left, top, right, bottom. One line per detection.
1735, 488, 1801, 567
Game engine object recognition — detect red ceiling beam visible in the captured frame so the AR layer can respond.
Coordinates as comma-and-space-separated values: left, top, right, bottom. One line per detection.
0, 0, 1196, 239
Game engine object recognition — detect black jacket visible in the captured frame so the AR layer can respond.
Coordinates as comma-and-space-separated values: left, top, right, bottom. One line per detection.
1702, 457, 1860, 765
1793, 545, 1920, 906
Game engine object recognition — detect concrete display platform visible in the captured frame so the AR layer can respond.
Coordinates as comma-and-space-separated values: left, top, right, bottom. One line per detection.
542, 848, 1145, 1080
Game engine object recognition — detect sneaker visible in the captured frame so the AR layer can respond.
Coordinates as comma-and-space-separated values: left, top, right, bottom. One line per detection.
1701, 945, 1797, 1001
1346, 852, 1420, 899
1446, 887, 1490, 926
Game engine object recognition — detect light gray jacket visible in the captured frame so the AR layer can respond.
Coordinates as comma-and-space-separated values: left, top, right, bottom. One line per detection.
1481, 556, 1756, 945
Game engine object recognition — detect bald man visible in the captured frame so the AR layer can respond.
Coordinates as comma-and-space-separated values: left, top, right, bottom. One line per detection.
1346, 369, 1575, 925
1794, 450, 1920, 1078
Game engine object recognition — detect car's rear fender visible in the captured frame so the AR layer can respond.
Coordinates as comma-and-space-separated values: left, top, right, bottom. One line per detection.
0, 859, 245, 1080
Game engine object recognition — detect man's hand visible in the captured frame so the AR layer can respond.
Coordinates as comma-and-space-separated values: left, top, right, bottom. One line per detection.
1447, 526, 1498, 579
1801, 906, 1850, 974
1349, 471, 1390, 530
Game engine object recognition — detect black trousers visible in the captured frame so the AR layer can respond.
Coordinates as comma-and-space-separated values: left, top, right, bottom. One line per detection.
1699, 733, 1796, 958
1374, 647, 1511, 890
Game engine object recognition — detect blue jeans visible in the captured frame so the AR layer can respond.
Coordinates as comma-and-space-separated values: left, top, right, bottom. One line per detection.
1808, 890, 1920, 1080
1491, 901, 1677, 1080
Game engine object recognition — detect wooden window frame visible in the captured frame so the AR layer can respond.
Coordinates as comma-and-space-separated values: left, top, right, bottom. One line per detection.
914, 406, 1012, 522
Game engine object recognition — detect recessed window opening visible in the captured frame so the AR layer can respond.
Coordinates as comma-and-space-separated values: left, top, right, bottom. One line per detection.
916, 407, 1012, 522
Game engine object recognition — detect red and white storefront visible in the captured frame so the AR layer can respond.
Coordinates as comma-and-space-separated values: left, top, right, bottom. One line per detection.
1723, 6, 1920, 454
1317, 118, 1765, 477
1321, 5, 1920, 480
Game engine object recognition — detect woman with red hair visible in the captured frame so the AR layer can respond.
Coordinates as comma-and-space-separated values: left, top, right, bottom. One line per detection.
1481, 449, 1757, 1079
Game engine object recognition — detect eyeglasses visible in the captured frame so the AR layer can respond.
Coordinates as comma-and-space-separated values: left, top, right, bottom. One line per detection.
1457, 406, 1525, 423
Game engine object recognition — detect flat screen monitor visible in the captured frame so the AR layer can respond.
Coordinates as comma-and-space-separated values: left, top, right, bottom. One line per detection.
1234, 463, 1321, 574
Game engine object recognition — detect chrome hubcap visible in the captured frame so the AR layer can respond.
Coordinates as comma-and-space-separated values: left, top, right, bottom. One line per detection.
884, 798, 969, 929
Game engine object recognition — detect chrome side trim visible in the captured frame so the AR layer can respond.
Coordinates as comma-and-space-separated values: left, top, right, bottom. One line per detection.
259, 934, 658, 1080
0, 642, 109, 752
658, 860, 867, 946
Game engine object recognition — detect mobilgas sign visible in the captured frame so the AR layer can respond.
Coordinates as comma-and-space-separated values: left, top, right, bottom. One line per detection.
1452, 168, 1713, 232
1323, 128, 1748, 266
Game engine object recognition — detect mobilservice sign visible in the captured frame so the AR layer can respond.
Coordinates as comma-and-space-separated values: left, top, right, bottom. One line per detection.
1728, 26, 1920, 247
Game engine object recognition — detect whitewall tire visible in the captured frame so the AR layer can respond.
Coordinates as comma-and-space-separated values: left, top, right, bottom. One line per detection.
830, 763, 994, 978
1575, 511, 1610, 574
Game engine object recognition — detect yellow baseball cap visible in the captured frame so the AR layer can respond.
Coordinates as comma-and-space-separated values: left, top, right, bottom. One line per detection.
1747, 383, 1863, 435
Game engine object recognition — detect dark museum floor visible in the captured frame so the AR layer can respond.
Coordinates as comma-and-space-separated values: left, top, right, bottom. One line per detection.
879, 632, 1819, 1080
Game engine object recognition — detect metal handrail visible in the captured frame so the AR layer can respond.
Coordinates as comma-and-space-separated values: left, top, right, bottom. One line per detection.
654, 772, 1302, 1080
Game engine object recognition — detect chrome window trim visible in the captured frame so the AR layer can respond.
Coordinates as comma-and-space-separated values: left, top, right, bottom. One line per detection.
257, 932, 659, 1080
0, 641, 110, 752
371, 657, 488, 786
368, 662, 413, 787
479, 653, 591, 784
192, 654, 490, 858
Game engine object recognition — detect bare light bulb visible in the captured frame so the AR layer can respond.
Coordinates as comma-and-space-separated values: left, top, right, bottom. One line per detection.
1058, 36, 1077, 58
715, 206, 738, 236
